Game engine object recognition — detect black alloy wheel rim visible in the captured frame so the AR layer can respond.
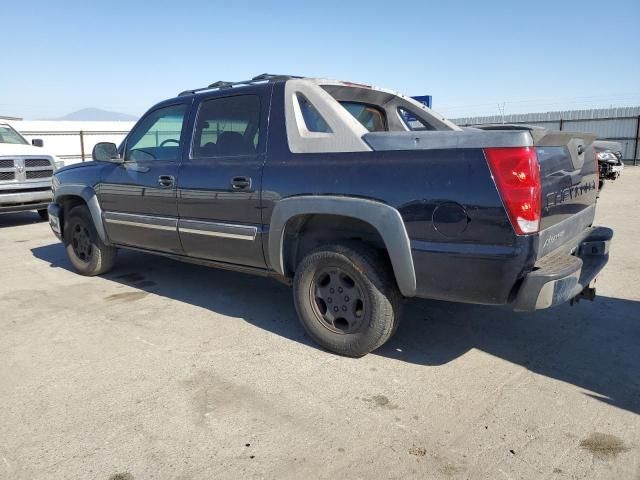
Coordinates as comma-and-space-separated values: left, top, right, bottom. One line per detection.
310, 267, 366, 334
71, 223, 93, 262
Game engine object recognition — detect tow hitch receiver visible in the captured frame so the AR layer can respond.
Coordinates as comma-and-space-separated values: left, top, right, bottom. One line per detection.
571, 285, 596, 305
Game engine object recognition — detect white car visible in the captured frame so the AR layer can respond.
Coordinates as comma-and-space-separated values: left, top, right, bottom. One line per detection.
0, 123, 62, 219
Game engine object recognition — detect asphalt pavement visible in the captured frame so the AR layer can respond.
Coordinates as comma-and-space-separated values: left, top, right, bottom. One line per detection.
1, 169, 638, 479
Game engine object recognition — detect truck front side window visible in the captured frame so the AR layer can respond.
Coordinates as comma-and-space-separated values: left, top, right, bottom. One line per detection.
125, 104, 187, 162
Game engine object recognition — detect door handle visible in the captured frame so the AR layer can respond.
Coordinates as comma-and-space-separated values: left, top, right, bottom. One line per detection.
231, 176, 252, 190
158, 175, 175, 188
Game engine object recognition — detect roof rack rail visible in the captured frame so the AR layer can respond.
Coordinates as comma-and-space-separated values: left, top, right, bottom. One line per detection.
178, 73, 300, 97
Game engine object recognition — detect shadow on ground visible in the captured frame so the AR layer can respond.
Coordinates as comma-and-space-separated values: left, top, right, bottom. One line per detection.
32, 242, 640, 415
0, 211, 46, 228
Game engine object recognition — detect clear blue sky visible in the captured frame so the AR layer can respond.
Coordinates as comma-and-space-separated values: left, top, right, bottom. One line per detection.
2, 0, 639, 119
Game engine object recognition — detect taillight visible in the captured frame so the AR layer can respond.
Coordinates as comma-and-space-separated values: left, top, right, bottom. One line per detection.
484, 147, 541, 235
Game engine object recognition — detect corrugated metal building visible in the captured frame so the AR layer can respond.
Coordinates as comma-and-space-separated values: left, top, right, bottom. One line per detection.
452, 107, 640, 164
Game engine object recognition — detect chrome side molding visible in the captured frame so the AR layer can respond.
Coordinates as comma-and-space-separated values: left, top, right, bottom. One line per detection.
179, 219, 257, 241
102, 211, 257, 240
103, 212, 177, 232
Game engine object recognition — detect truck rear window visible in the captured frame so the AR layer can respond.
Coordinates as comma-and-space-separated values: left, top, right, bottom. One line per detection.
339, 102, 387, 132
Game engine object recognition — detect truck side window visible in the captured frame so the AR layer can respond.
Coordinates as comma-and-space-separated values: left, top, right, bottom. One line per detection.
297, 94, 332, 133
125, 104, 187, 162
398, 107, 435, 131
192, 95, 261, 158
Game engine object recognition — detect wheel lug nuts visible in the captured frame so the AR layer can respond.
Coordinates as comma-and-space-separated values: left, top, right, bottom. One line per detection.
333, 306, 339, 312
338, 287, 343, 293
327, 297, 332, 303
342, 305, 347, 311
344, 296, 349, 302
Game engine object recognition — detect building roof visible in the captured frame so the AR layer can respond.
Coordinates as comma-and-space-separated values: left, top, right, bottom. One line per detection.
452, 106, 640, 125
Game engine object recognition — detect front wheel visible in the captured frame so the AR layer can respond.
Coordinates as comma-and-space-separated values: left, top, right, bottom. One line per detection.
63, 205, 116, 276
293, 242, 402, 357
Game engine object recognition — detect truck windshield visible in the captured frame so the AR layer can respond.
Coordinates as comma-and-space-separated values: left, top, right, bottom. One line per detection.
0, 124, 29, 145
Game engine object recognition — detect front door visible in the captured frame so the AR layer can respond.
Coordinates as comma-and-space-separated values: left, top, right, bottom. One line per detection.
99, 103, 189, 253
177, 92, 268, 268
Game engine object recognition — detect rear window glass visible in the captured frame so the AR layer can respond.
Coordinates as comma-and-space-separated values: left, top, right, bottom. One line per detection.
340, 102, 386, 132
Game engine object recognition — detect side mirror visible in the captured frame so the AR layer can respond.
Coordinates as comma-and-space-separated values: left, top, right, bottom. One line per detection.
32, 139, 44, 147
92, 142, 123, 163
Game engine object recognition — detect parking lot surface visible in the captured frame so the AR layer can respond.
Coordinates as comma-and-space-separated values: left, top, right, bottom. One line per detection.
1, 170, 639, 480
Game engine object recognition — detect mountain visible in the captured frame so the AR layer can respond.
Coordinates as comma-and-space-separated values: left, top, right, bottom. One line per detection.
53, 108, 138, 121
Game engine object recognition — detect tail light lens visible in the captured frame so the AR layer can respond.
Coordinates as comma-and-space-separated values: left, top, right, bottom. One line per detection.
484, 147, 541, 235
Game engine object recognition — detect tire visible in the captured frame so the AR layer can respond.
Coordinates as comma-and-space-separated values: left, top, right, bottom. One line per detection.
63, 205, 116, 276
37, 209, 48, 220
293, 242, 402, 357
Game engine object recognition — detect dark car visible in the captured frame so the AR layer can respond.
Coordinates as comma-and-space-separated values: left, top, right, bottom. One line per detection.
47, 74, 613, 356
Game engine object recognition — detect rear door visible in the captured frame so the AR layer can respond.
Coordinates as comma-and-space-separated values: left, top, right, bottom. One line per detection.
99, 102, 189, 253
176, 90, 269, 268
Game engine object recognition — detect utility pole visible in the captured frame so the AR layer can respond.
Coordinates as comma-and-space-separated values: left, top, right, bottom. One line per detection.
497, 103, 506, 124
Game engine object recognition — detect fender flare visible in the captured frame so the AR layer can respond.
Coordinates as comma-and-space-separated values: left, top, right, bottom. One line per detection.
54, 184, 110, 245
268, 196, 416, 297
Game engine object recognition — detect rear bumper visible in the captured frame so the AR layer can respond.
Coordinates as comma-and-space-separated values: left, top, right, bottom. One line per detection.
0, 188, 52, 213
513, 226, 613, 311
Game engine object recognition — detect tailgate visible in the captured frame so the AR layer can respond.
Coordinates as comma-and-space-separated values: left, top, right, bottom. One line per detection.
476, 125, 598, 258
533, 130, 598, 257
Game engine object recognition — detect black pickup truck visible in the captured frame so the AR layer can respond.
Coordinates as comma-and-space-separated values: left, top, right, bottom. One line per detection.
47, 74, 613, 356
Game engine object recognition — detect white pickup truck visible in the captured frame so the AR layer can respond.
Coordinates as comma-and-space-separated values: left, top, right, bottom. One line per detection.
0, 123, 61, 219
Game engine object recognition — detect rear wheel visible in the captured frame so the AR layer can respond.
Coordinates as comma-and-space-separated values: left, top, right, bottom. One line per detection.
293, 242, 402, 357
37, 209, 48, 220
64, 205, 116, 276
